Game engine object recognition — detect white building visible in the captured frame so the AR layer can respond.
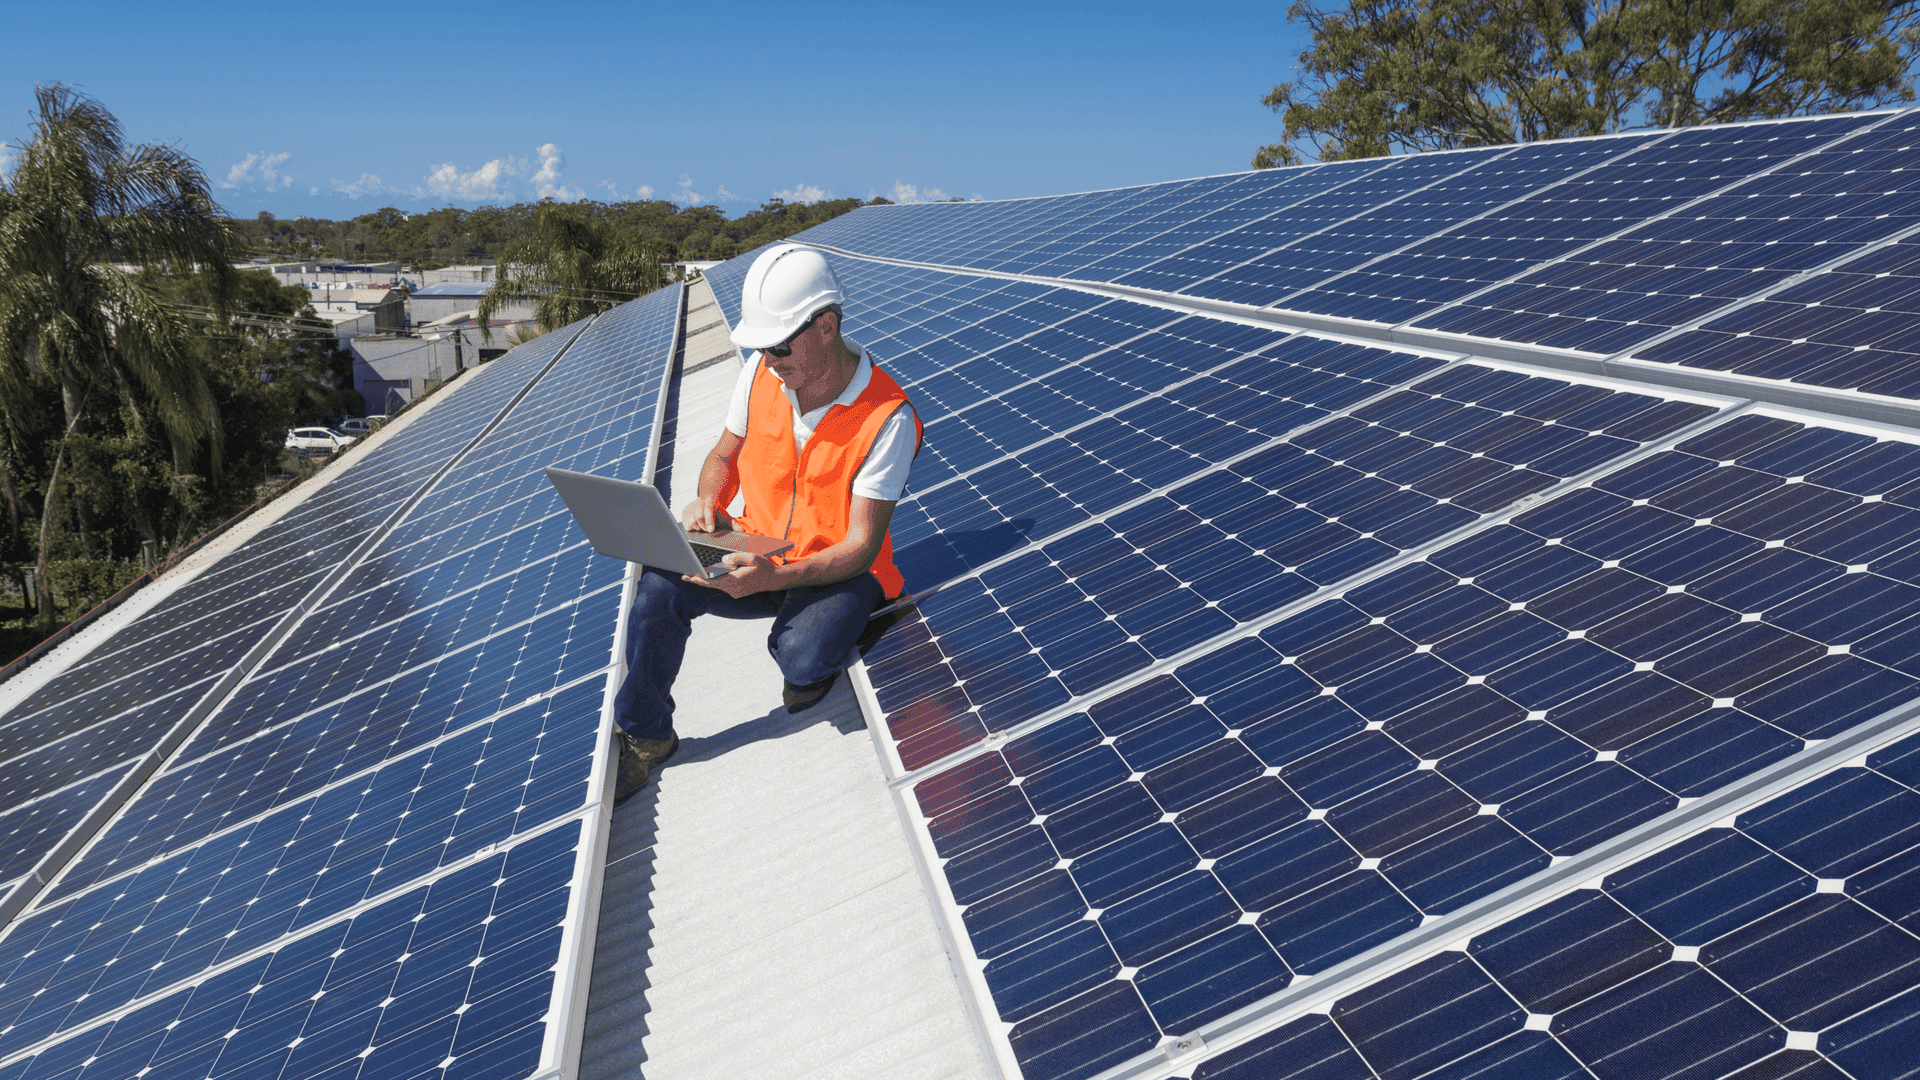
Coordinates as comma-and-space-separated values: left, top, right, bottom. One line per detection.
409, 281, 538, 325
421, 264, 495, 284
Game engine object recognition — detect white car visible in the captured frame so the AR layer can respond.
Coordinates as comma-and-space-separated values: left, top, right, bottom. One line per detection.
334, 418, 377, 437
285, 427, 357, 455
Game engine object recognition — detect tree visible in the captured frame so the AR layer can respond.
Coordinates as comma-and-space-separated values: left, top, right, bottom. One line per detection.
0, 84, 235, 627
1256, 0, 1920, 165
164, 267, 353, 477
476, 201, 670, 341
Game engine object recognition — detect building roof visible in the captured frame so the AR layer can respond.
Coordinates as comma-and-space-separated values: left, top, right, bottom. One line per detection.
310, 287, 401, 304
308, 307, 374, 327
413, 281, 494, 298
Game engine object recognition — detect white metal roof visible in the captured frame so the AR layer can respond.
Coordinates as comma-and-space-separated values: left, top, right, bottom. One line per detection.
577, 282, 992, 1080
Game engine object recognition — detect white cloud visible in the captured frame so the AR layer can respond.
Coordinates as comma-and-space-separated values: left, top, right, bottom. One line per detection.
0, 142, 16, 183
309, 185, 319, 196
635, 184, 655, 199
332, 173, 389, 199
424, 155, 523, 200
598, 180, 619, 196
674, 174, 705, 205
532, 143, 583, 200
774, 183, 829, 204
888, 181, 954, 204
412, 142, 588, 202
716, 184, 745, 203
222, 151, 293, 190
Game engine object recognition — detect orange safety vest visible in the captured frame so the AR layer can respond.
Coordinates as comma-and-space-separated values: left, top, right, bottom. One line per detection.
735, 359, 922, 598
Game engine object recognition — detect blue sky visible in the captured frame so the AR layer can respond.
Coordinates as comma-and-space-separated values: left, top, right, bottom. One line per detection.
0, 1, 1310, 219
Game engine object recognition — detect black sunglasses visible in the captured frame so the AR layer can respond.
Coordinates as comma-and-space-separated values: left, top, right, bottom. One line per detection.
764, 310, 823, 358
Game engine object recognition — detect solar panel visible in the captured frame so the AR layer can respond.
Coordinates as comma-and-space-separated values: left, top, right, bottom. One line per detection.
1190, 715, 1920, 1079
1634, 231, 1920, 401
699, 106, 1920, 1080
1407, 111, 1917, 354
892, 407, 1920, 1080
0, 283, 686, 1078
0, 318, 597, 919
857, 308, 1726, 769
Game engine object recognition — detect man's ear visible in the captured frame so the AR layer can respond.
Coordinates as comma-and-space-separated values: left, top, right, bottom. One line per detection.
818, 307, 843, 341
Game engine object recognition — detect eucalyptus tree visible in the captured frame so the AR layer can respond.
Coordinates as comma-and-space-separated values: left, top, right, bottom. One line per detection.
1257, 0, 1920, 164
0, 84, 235, 627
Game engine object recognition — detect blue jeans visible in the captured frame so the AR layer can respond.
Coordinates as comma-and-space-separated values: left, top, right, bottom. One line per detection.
613, 566, 885, 741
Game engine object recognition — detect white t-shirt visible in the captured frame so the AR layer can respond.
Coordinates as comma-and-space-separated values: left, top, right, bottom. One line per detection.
724, 341, 919, 502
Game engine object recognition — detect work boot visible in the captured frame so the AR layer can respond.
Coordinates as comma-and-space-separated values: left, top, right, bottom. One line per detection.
614, 732, 678, 802
782, 672, 839, 714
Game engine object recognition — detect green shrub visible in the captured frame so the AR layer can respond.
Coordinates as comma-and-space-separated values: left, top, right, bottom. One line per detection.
43, 558, 147, 620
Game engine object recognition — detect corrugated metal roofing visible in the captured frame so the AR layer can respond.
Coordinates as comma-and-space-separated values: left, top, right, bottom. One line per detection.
577, 280, 992, 1080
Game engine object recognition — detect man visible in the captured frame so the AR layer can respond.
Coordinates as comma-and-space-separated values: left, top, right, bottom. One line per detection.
610, 244, 922, 800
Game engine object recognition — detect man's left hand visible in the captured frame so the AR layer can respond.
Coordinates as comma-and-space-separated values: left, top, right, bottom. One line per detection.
685, 552, 781, 597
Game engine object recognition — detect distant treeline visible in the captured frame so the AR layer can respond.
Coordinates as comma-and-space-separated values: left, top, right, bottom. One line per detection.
236, 196, 898, 267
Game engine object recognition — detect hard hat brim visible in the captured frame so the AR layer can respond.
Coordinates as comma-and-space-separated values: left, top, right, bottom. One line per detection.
730, 323, 786, 351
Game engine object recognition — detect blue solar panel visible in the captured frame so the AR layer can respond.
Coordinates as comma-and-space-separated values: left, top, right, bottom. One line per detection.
0, 283, 683, 1078
1264, 134, 1661, 322
1408, 111, 1903, 353
1126, 155, 1482, 303
0, 765, 133, 889
648, 109, 1920, 1080
1637, 230, 1920, 400
1250, 114, 1872, 347
1019, 174, 1271, 278
1190, 720, 1920, 1080
0, 317, 602, 901
894, 406, 1920, 1080
981, 182, 1228, 276
0, 817, 583, 1080
1068, 163, 1390, 290
868, 361, 1719, 771
0, 686, 599, 1046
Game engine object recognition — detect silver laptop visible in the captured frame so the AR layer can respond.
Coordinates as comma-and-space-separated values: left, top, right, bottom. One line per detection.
543, 467, 793, 578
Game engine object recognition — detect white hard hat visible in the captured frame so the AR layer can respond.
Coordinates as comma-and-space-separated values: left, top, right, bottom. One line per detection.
732, 244, 846, 350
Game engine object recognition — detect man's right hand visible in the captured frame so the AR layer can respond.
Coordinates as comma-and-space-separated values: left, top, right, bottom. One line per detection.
682, 496, 731, 534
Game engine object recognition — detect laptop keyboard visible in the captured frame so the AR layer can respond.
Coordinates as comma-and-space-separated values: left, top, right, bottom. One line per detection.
691, 543, 731, 567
